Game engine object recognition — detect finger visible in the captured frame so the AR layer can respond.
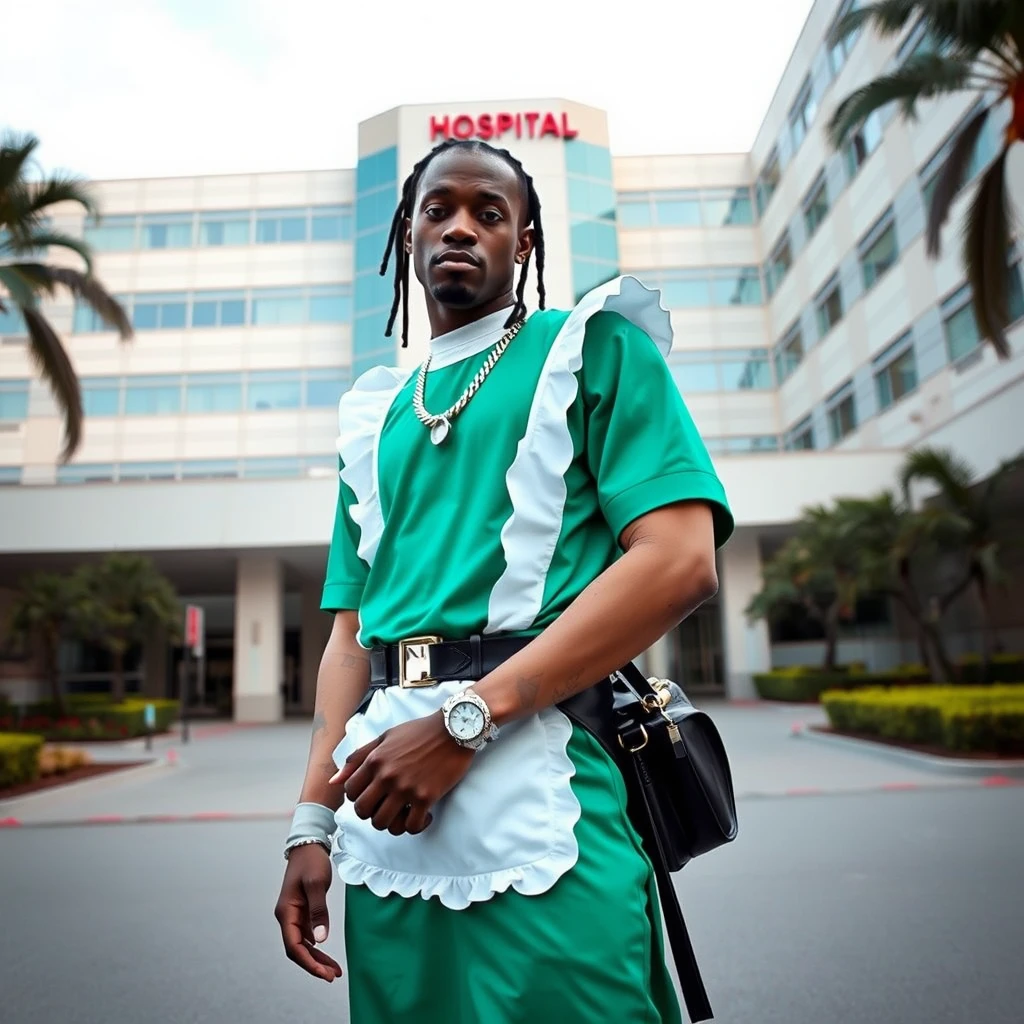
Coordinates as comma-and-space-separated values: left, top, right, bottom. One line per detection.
304, 878, 331, 944
344, 754, 383, 804
372, 793, 409, 833
352, 776, 388, 820
403, 803, 433, 835
306, 942, 343, 977
333, 734, 385, 785
281, 920, 340, 981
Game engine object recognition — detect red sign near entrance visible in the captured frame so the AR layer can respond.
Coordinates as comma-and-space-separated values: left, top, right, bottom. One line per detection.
184, 604, 204, 657
430, 111, 579, 143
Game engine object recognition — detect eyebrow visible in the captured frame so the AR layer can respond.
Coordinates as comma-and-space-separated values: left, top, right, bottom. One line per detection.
420, 184, 512, 208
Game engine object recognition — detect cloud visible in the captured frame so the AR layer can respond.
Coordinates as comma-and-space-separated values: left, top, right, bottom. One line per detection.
0, 0, 814, 179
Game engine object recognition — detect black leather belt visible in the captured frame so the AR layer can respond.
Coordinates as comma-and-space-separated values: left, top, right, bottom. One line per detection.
369, 634, 532, 691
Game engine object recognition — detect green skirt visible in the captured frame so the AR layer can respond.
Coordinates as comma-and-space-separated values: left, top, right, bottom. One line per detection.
344, 725, 682, 1024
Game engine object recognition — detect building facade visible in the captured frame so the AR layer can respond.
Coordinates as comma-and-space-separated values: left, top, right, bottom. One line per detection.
1, 0, 1022, 717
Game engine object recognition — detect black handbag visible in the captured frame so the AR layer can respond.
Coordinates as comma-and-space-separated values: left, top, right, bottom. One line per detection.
560, 663, 738, 1023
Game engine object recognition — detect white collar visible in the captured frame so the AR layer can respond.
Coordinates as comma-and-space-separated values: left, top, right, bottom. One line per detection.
428, 306, 516, 371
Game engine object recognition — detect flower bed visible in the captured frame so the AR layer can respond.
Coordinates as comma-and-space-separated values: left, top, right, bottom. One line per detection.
0, 698, 179, 741
820, 685, 1024, 755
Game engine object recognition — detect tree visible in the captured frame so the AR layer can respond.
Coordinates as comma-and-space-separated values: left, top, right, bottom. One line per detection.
746, 504, 863, 671
827, 1, 1024, 357
0, 132, 132, 462
6, 572, 84, 715
900, 446, 1023, 674
75, 555, 181, 704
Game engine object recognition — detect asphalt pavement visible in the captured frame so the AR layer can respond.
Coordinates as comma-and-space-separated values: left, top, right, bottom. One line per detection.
1, 705, 1021, 1024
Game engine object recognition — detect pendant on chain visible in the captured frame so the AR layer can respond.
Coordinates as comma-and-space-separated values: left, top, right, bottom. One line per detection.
430, 417, 452, 446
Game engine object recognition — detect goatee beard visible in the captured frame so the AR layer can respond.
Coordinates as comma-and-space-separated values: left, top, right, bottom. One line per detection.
431, 282, 475, 307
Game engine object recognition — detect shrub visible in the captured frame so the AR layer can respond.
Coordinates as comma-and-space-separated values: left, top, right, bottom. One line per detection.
821, 685, 1024, 754
957, 654, 1024, 684
6, 699, 179, 741
754, 664, 931, 702
0, 733, 44, 788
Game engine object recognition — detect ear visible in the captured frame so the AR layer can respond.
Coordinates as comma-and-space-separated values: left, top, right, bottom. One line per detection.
515, 226, 534, 266
404, 217, 412, 255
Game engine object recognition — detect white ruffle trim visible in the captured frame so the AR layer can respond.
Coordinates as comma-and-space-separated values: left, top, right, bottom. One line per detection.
335, 365, 411, 567
487, 275, 673, 633
330, 687, 581, 910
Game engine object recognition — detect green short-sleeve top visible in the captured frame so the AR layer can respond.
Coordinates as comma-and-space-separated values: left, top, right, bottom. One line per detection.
322, 276, 733, 647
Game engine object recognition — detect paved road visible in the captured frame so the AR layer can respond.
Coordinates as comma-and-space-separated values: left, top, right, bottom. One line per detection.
2, 707, 1021, 1023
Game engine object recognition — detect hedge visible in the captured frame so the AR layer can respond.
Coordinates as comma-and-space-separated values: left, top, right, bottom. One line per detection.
753, 664, 930, 702
821, 685, 1024, 754
0, 733, 44, 788
957, 654, 1024, 684
0, 699, 179, 741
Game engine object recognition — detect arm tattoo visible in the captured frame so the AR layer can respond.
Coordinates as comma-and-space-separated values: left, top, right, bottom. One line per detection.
311, 710, 327, 737
515, 673, 542, 711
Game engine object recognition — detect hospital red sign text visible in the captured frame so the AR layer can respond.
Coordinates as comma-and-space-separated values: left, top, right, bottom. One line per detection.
429, 112, 579, 143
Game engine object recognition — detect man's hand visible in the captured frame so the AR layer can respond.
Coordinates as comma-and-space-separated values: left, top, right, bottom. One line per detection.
274, 844, 343, 983
331, 712, 474, 836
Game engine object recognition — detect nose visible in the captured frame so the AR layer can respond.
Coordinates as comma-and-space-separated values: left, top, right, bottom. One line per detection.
441, 209, 478, 246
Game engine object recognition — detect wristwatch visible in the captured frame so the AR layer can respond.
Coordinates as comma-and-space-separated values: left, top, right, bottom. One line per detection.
441, 689, 497, 751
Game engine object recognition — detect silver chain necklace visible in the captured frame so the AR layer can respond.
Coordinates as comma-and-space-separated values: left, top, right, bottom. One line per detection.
413, 318, 524, 445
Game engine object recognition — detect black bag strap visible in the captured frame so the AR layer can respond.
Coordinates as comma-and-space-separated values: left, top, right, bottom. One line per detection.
628, 751, 714, 1023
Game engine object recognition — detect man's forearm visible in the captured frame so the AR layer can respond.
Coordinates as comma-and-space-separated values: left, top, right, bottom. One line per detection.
475, 510, 718, 728
298, 612, 370, 809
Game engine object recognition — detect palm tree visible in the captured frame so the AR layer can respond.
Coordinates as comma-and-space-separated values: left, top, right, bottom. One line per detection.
5, 571, 83, 715
0, 132, 132, 461
900, 446, 1023, 674
827, 1, 1023, 357
746, 504, 862, 671
74, 555, 181, 704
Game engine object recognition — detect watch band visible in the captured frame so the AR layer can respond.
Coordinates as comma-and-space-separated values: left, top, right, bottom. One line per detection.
284, 836, 332, 861
441, 688, 497, 750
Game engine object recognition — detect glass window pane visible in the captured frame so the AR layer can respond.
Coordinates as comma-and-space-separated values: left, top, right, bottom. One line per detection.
255, 218, 279, 243
57, 463, 116, 484
309, 288, 351, 323
242, 457, 303, 478
861, 222, 898, 288
82, 380, 121, 416
0, 386, 29, 420
185, 375, 242, 413
221, 298, 246, 326
133, 303, 159, 330
84, 216, 136, 251
311, 207, 352, 241
662, 276, 711, 307
720, 355, 772, 390
192, 300, 218, 327
306, 371, 348, 407
252, 290, 305, 325
247, 373, 302, 411
656, 199, 701, 227
669, 362, 719, 392
124, 377, 181, 415
280, 216, 308, 243
181, 459, 238, 479
118, 461, 177, 480
702, 189, 753, 226
617, 200, 652, 228
713, 268, 763, 306
159, 301, 187, 329
945, 303, 980, 361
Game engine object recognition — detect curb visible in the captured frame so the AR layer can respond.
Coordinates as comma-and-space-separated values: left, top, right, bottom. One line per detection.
0, 809, 292, 830
791, 723, 1024, 778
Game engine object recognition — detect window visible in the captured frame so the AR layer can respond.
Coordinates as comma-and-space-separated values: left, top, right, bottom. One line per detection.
140, 213, 194, 249
191, 290, 247, 328
645, 267, 763, 308
784, 417, 815, 451
82, 377, 120, 416
656, 193, 702, 227
765, 233, 793, 297
133, 293, 187, 330
815, 276, 844, 338
74, 297, 129, 334
568, 179, 617, 221
828, 0, 860, 75
564, 140, 613, 180
84, 215, 136, 251
669, 361, 719, 393
719, 351, 773, 390
246, 371, 302, 411
774, 323, 804, 382
242, 457, 304, 479
920, 106, 1001, 213
789, 77, 819, 150
124, 376, 182, 415
755, 149, 780, 215
827, 383, 858, 443
310, 205, 353, 242
256, 208, 308, 244
803, 174, 829, 237
844, 112, 883, 177
0, 466, 21, 485
669, 350, 772, 393
941, 285, 980, 362
57, 463, 115, 484
711, 267, 763, 306
0, 379, 29, 420
617, 196, 652, 229
251, 288, 305, 325
185, 373, 242, 413
305, 369, 349, 407
308, 285, 352, 323
0, 305, 24, 337
180, 460, 239, 479
118, 461, 177, 481
701, 188, 754, 226
874, 334, 918, 410
199, 210, 251, 247
859, 208, 898, 289
617, 188, 755, 228
705, 436, 780, 454
898, 17, 942, 64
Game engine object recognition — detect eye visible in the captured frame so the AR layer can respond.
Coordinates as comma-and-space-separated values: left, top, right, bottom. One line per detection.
479, 209, 503, 224
424, 205, 447, 220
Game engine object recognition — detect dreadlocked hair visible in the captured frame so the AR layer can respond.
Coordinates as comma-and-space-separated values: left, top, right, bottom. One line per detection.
378, 138, 546, 347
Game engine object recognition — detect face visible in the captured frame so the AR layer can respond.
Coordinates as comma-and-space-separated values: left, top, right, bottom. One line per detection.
407, 147, 534, 319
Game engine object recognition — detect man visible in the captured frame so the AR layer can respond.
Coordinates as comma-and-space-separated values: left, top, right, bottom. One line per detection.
274, 138, 734, 1023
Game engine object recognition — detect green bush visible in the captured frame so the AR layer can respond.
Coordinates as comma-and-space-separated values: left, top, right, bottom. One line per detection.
0, 733, 44, 788
754, 664, 930, 702
821, 685, 1024, 754
1, 699, 179, 740
957, 654, 1024, 684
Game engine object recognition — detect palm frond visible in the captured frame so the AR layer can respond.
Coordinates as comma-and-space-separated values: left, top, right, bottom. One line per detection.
5, 263, 132, 338
0, 229, 95, 273
963, 148, 1013, 359
0, 132, 38, 194
0, 264, 41, 307
21, 306, 83, 462
922, 0, 1023, 57
900, 446, 976, 507
827, 54, 972, 146
925, 106, 990, 256
828, 0, 919, 48
27, 175, 98, 219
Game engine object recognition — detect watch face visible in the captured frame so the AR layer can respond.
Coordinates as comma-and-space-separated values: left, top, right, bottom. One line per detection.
449, 700, 485, 741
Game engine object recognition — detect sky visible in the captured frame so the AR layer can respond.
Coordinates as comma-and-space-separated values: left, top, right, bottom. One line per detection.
1, 0, 816, 180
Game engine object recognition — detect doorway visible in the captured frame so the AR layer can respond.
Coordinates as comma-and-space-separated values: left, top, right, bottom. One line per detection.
668, 601, 724, 695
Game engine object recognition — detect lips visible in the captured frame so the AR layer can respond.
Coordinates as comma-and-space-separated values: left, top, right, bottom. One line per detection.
433, 249, 481, 270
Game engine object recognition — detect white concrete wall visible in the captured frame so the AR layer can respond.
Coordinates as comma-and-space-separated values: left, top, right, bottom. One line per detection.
233, 555, 284, 723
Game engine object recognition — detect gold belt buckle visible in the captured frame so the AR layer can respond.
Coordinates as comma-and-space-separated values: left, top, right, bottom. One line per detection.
398, 636, 442, 688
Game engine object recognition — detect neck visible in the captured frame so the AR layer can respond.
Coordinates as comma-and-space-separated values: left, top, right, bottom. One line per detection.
426, 289, 517, 338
